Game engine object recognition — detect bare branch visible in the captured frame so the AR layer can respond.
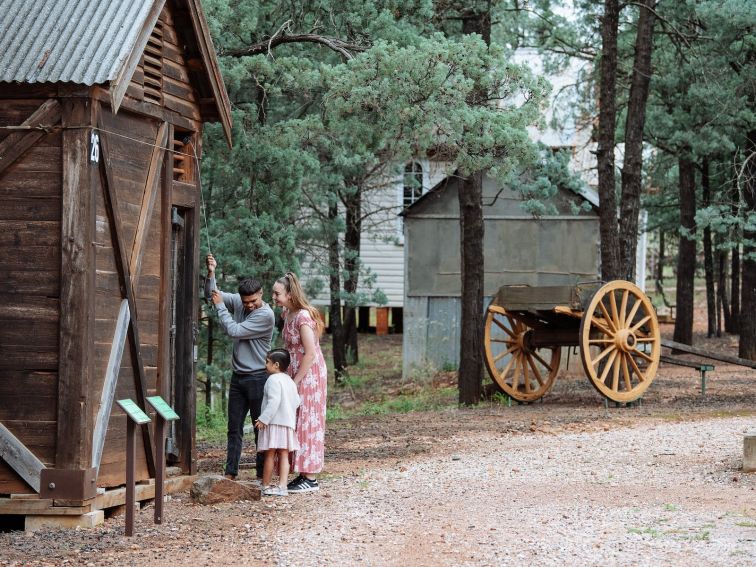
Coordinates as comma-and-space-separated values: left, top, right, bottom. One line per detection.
223, 23, 370, 60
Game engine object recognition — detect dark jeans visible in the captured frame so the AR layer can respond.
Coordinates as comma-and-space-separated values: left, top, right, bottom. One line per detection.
225, 370, 268, 477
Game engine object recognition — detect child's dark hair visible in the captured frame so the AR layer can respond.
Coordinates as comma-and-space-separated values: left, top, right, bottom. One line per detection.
267, 348, 290, 372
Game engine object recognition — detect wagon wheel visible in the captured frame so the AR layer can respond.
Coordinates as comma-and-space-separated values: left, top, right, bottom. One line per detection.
579, 280, 660, 402
484, 305, 561, 402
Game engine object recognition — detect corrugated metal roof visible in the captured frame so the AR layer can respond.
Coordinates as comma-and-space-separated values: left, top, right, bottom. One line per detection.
0, 0, 157, 85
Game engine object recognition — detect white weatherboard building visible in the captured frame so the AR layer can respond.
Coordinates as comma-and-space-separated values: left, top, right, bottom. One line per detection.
300, 49, 647, 321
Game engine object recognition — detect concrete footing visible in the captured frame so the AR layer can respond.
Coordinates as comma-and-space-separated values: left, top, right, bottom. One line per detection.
744, 432, 756, 473
26, 510, 104, 531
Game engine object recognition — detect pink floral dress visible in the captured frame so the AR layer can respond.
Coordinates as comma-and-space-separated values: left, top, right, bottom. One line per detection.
282, 309, 327, 474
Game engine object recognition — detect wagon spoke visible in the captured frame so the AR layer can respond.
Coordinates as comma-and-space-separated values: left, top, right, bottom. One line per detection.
531, 350, 553, 372
629, 315, 651, 333
600, 350, 619, 384
490, 338, 515, 344
625, 300, 642, 328
510, 355, 520, 389
621, 353, 632, 391
523, 358, 531, 393
627, 353, 647, 382
492, 317, 516, 338
631, 347, 653, 363
493, 345, 517, 363
619, 290, 629, 327
527, 356, 545, 386
591, 344, 616, 367
497, 349, 517, 376
598, 301, 617, 332
635, 337, 656, 343
609, 291, 620, 329
589, 338, 614, 344
590, 316, 614, 337
611, 353, 621, 392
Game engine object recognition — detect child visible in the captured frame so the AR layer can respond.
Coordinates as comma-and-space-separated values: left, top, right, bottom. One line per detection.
255, 349, 301, 496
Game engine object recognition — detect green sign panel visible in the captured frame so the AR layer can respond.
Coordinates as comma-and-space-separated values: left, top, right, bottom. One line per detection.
117, 399, 151, 425
146, 396, 180, 421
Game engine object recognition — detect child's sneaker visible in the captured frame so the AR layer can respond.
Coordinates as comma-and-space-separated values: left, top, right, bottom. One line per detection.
262, 485, 287, 497
286, 475, 303, 490
287, 476, 319, 493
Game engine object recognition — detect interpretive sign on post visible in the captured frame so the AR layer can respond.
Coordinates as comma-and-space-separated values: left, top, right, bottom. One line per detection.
117, 399, 151, 536
117, 399, 151, 424
146, 396, 179, 421
146, 396, 179, 525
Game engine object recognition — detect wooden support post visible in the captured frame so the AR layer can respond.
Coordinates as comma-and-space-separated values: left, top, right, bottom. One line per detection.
376, 307, 389, 336
154, 417, 166, 524
57, 96, 96, 472
125, 419, 136, 537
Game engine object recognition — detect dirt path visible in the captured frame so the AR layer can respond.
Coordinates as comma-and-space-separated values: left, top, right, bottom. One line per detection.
3, 375, 756, 567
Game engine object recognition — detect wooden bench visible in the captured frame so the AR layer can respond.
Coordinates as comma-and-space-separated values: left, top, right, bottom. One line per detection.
659, 354, 715, 396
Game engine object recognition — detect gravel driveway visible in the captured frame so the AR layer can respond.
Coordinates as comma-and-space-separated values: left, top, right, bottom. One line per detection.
2, 408, 755, 567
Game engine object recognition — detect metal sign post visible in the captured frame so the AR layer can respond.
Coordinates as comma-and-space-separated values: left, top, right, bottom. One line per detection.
116, 399, 151, 537
145, 396, 179, 524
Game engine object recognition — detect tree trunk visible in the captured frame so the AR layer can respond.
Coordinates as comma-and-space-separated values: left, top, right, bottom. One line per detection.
673, 157, 697, 346
455, 9, 490, 406
656, 229, 665, 283
327, 202, 347, 380
457, 172, 485, 405
739, 130, 756, 359
343, 187, 361, 365
596, 0, 621, 281
730, 244, 740, 332
702, 159, 716, 337
729, 195, 741, 333
618, 0, 656, 281
716, 241, 729, 337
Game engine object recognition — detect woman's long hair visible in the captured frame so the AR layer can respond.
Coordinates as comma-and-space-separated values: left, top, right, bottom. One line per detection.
277, 272, 325, 337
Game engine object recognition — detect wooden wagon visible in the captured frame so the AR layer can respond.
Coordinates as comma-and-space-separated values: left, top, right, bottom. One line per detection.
483, 281, 661, 403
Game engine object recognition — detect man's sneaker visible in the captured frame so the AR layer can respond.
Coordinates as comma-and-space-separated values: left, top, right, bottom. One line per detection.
262, 485, 287, 497
287, 476, 319, 493
286, 475, 304, 490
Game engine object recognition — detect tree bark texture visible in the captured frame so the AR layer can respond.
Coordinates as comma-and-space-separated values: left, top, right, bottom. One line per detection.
597, 0, 621, 280
702, 159, 716, 337
457, 172, 485, 405
327, 202, 347, 379
729, 190, 741, 333
343, 188, 361, 364
618, 0, 657, 281
730, 243, 740, 333
739, 130, 756, 359
456, 8, 490, 406
716, 242, 729, 337
673, 157, 697, 346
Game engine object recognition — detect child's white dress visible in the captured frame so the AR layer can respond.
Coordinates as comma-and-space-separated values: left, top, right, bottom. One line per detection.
257, 372, 301, 451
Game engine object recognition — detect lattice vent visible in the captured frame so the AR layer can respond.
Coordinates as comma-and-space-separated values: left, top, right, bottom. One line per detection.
143, 22, 164, 105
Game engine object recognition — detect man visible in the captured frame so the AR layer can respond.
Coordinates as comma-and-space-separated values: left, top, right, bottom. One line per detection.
205, 254, 275, 480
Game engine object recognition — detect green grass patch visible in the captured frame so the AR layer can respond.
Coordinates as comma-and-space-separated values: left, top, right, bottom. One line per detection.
196, 403, 228, 444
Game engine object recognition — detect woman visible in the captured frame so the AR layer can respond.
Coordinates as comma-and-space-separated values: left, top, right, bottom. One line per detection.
271, 272, 327, 492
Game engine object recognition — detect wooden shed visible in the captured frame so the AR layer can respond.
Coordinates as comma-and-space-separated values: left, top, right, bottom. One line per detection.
401, 173, 600, 376
0, 0, 231, 517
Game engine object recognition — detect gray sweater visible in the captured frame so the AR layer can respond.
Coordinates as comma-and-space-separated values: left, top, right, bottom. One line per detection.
205, 276, 275, 374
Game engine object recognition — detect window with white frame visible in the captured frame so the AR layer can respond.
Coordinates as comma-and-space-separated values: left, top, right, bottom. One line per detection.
403, 161, 423, 208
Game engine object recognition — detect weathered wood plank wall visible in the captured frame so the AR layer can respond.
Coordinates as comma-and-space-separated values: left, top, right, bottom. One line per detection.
0, 96, 63, 493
